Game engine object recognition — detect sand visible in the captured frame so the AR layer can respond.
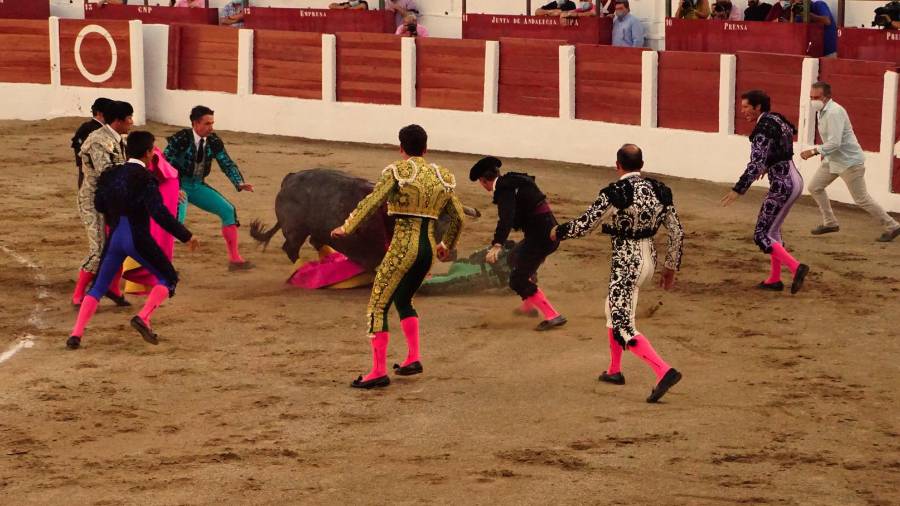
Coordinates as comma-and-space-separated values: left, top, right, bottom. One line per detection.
0, 117, 898, 505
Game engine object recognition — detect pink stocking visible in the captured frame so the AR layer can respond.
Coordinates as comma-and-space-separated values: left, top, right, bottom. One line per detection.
362, 332, 389, 381
70, 296, 99, 337
138, 285, 169, 325
770, 243, 799, 274
628, 335, 671, 383
525, 289, 560, 320
72, 270, 95, 305
400, 317, 420, 367
765, 254, 782, 284
607, 328, 623, 375
221, 225, 245, 263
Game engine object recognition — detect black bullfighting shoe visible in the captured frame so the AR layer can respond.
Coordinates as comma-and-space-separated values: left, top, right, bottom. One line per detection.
646, 368, 682, 403
351, 375, 390, 389
536, 315, 567, 331
66, 336, 81, 350
105, 291, 132, 307
756, 281, 784, 291
599, 371, 625, 385
790, 264, 809, 294
130, 316, 159, 345
393, 361, 423, 376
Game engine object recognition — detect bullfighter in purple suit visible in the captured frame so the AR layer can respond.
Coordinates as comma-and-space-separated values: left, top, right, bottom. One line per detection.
721, 90, 809, 294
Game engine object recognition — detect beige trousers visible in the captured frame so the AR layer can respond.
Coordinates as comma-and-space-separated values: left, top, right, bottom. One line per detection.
807, 163, 899, 232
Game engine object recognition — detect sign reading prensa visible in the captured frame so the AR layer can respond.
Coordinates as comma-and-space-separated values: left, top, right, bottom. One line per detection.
59, 19, 131, 88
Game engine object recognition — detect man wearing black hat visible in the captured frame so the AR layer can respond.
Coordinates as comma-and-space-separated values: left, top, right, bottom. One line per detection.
469, 156, 566, 331
71, 97, 113, 189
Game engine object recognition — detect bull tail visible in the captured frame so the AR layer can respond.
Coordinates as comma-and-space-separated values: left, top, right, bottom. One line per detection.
249, 219, 282, 251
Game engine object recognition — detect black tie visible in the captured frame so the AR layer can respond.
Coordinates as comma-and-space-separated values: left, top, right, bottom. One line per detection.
196, 138, 205, 164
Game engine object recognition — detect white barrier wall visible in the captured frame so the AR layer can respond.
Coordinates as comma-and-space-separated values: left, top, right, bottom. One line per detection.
3, 18, 899, 212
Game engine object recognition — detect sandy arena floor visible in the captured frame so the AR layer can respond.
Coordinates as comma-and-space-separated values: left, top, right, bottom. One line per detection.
0, 118, 898, 505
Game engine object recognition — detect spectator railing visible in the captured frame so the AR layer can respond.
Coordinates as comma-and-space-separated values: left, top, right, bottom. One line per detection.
665, 18, 825, 57
84, 3, 219, 25
0, 0, 50, 19
243, 7, 394, 34
463, 13, 612, 44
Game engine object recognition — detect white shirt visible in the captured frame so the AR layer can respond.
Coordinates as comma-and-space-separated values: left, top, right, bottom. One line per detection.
127, 158, 146, 168
192, 129, 205, 153
815, 99, 866, 174
619, 171, 642, 180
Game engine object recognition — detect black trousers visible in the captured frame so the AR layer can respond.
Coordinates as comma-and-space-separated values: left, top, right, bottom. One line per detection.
507, 213, 559, 299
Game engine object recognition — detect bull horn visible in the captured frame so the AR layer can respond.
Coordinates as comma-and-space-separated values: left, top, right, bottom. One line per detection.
462, 206, 481, 218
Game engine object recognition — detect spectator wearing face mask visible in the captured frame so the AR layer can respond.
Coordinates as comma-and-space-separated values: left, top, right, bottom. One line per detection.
329, 0, 369, 9
744, 0, 772, 21
711, 0, 743, 20
675, 0, 711, 19
611, 1, 644, 47
395, 12, 428, 36
220, 0, 245, 28
536, 0, 577, 16
385, 0, 418, 27
562, 0, 597, 18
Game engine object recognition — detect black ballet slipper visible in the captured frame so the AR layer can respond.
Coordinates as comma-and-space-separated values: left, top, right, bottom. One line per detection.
66, 336, 81, 350
105, 291, 132, 307
646, 368, 682, 403
536, 315, 567, 331
790, 264, 809, 295
393, 361, 423, 376
756, 281, 784, 291
350, 375, 390, 389
130, 316, 159, 345
599, 371, 625, 385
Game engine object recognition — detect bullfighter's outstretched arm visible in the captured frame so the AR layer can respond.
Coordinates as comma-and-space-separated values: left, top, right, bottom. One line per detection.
440, 195, 465, 250
342, 169, 396, 234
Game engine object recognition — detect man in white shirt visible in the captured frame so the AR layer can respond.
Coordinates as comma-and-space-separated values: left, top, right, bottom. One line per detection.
801, 82, 900, 242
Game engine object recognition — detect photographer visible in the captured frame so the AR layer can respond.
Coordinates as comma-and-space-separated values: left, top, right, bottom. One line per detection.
711, 0, 743, 20
395, 13, 429, 37
744, 0, 773, 21
675, 0, 711, 19
787, 0, 836, 57
871, 1, 900, 29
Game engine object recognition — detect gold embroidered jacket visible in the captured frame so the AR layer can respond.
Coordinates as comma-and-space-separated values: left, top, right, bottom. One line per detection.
343, 157, 465, 249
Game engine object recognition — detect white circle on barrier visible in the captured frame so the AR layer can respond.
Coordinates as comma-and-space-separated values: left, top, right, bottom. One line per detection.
74, 24, 118, 84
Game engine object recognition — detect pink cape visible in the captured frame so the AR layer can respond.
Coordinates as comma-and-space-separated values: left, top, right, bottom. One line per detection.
122, 147, 181, 287
288, 252, 367, 289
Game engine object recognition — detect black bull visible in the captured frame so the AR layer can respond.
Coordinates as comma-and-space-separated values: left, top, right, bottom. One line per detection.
249, 169, 480, 271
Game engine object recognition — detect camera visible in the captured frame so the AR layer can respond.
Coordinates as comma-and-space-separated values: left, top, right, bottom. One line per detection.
406, 23, 417, 36
872, 1, 900, 28
791, 2, 805, 16
681, 0, 694, 11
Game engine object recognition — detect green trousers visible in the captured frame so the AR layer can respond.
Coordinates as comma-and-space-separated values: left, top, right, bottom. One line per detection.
180, 179, 238, 227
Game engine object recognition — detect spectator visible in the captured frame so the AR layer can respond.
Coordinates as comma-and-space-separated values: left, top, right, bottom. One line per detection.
562, 0, 597, 17
597, 0, 616, 16
611, 1, 644, 47
711, 0, 743, 20
329, 0, 369, 9
789, 0, 836, 57
675, 0, 711, 19
764, 0, 791, 21
385, 0, 417, 27
535, 0, 577, 16
395, 12, 429, 37
220, 0, 245, 28
744, 0, 772, 21
171, 0, 205, 7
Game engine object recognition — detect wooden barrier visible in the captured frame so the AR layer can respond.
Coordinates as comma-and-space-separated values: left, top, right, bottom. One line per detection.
253, 30, 322, 100
575, 45, 645, 125
734, 52, 804, 137
657, 51, 719, 132
243, 7, 394, 34
665, 18, 824, 57
499, 37, 563, 117
167, 25, 239, 93
336, 32, 401, 105
0, 0, 50, 19
415, 38, 485, 112
839, 28, 900, 65
59, 19, 131, 89
0, 19, 49, 84
818, 58, 895, 152
84, 3, 218, 25
463, 13, 612, 45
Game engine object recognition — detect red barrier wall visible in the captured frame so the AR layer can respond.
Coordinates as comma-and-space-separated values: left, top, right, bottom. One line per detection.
336, 32, 400, 105
499, 37, 562, 117
839, 28, 900, 65
818, 58, 895, 152
575, 45, 645, 125
84, 3, 218, 25
415, 38, 485, 112
59, 20, 131, 89
167, 25, 238, 93
463, 13, 612, 45
665, 18, 823, 58
0, 20, 49, 84
244, 7, 394, 33
0, 0, 50, 19
253, 30, 322, 100
734, 52, 803, 137
658, 51, 719, 132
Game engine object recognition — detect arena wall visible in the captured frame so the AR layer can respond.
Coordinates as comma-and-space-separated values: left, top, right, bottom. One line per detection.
0, 18, 898, 211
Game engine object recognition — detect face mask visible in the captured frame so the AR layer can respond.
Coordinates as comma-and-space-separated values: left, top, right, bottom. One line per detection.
781, 1, 791, 8
580, 2, 592, 10
615, 10, 625, 17
349, 0, 359, 4
810, 99, 825, 112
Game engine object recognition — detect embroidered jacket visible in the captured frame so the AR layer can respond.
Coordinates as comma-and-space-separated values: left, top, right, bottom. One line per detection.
343, 157, 465, 249
557, 173, 684, 271
79, 125, 127, 202
163, 128, 245, 189
733, 112, 797, 195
